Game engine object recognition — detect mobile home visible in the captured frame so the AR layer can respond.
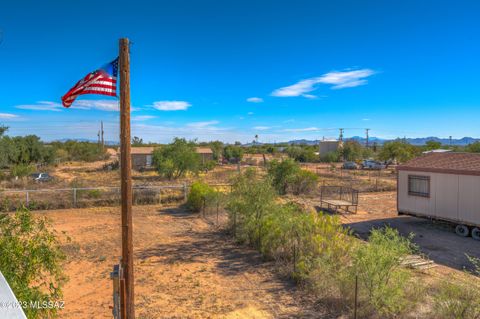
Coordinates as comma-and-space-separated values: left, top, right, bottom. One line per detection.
397, 152, 480, 240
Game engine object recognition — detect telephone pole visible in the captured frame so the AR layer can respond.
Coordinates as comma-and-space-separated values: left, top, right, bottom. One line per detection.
339, 128, 344, 142
119, 38, 134, 319
101, 121, 105, 150
365, 128, 370, 148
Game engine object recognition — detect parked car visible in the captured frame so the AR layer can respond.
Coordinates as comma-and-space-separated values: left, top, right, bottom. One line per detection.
342, 161, 358, 170
361, 160, 386, 170
30, 173, 53, 182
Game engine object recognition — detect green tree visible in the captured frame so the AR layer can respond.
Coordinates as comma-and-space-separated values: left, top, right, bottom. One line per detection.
152, 138, 201, 179
208, 140, 224, 161
0, 208, 67, 318
378, 141, 418, 163
286, 146, 318, 162
466, 142, 480, 153
0, 125, 8, 137
223, 145, 244, 163
425, 140, 442, 151
340, 141, 364, 161
131, 136, 144, 146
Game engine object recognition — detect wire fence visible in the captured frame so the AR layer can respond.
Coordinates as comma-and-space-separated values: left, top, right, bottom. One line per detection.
0, 184, 188, 212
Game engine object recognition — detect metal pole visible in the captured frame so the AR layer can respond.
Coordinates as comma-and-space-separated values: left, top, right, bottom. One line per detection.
119, 37, 134, 319
73, 188, 77, 208
25, 191, 29, 206
354, 275, 358, 319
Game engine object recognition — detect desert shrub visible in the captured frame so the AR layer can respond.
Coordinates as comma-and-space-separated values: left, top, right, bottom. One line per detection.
288, 169, 318, 195
86, 189, 102, 199
267, 159, 318, 195
351, 227, 418, 317
467, 255, 480, 276
200, 160, 217, 172
0, 207, 67, 318
320, 151, 340, 163
433, 279, 480, 319
10, 163, 35, 178
50, 140, 108, 162
226, 170, 277, 247
187, 181, 217, 212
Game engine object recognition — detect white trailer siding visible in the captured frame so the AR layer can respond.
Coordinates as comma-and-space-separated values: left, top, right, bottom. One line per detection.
398, 170, 480, 226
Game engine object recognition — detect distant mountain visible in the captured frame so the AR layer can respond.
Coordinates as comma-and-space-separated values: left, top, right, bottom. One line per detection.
286, 136, 480, 146
53, 138, 118, 145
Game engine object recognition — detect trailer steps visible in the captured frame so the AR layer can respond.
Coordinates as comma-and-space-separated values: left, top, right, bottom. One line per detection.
400, 255, 436, 270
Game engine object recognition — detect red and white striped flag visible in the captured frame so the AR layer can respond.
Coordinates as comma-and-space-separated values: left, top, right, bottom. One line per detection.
62, 58, 118, 107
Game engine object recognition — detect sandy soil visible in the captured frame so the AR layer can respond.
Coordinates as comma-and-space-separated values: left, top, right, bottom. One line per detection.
43, 205, 320, 319
341, 192, 479, 271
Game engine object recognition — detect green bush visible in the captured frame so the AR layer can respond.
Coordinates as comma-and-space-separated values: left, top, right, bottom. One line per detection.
267, 159, 318, 195
10, 163, 34, 178
288, 169, 318, 195
351, 227, 418, 317
226, 169, 277, 247
433, 279, 480, 319
0, 208, 67, 318
187, 181, 216, 212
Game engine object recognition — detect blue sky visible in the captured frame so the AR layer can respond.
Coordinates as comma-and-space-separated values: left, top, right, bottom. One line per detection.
1, 0, 479, 143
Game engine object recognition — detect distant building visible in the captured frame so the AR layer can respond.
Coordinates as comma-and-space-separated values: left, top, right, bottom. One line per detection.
195, 147, 214, 164
318, 140, 343, 156
131, 146, 155, 170
130, 146, 213, 170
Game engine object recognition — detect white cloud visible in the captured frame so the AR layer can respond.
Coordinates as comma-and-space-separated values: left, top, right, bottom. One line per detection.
362, 118, 371, 121
71, 100, 119, 111
283, 119, 295, 123
186, 120, 219, 128
132, 115, 156, 121
15, 101, 63, 112
283, 127, 320, 132
247, 112, 254, 115
253, 126, 271, 131
302, 94, 317, 99
271, 68, 375, 97
15, 100, 120, 112
0, 113, 19, 119
246, 97, 263, 103
152, 101, 191, 111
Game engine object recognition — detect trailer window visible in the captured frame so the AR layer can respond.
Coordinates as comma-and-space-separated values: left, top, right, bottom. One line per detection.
408, 175, 430, 197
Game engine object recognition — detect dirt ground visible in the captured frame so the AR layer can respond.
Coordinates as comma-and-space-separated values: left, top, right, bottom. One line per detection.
45, 205, 322, 319
342, 192, 479, 271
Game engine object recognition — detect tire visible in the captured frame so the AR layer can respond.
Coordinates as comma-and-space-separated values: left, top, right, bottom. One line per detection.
455, 224, 469, 237
472, 227, 480, 241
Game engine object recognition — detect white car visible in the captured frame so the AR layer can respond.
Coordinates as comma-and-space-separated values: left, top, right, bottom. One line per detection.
362, 160, 386, 170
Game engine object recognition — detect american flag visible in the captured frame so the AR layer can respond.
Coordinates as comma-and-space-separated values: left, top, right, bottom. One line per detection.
62, 58, 119, 107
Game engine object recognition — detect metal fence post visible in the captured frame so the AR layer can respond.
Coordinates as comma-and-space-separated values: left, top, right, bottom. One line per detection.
183, 182, 187, 202
25, 191, 29, 206
354, 275, 358, 319
73, 188, 77, 208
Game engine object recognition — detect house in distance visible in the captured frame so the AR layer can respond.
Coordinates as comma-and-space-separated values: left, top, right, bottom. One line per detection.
397, 152, 480, 240
130, 146, 213, 171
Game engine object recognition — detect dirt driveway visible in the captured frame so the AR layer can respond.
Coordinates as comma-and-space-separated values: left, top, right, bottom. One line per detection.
341, 192, 480, 271
43, 205, 320, 319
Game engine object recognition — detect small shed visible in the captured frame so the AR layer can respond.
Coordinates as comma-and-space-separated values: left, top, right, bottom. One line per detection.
397, 152, 480, 238
195, 147, 214, 163
131, 147, 155, 170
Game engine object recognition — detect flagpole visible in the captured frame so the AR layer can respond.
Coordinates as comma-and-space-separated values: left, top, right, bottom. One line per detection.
119, 37, 134, 319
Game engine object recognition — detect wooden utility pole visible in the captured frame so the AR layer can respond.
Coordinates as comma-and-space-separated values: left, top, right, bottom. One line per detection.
119, 37, 134, 319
